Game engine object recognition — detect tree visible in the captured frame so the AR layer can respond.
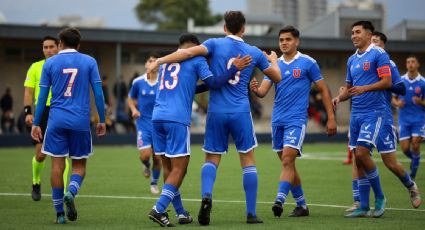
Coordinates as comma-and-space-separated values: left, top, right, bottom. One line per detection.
135, 0, 222, 31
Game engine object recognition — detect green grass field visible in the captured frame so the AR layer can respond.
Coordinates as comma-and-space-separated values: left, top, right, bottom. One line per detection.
0, 143, 424, 229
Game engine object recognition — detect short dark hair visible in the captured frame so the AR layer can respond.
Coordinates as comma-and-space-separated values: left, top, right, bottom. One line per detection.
179, 33, 200, 46
407, 54, 419, 61
372, 31, 387, 44
224, 11, 246, 35
351, 20, 375, 33
58, 27, 81, 49
42, 36, 59, 45
278, 26, 300, 38
147, 52, 161, 59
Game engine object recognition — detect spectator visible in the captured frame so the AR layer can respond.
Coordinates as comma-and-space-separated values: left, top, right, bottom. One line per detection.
1, 88, 15, 134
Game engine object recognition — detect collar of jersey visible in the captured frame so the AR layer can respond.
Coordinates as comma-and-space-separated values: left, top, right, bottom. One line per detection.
59, 49, 77, 54
143, 73, 159, 86
226, 35, 244, 42
279, 51, 301, 65
355, 43, 374, 58
403, 74, 423, 83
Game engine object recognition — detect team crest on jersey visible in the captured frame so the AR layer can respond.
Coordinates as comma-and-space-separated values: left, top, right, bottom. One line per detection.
415, 86, 421, 94
293, 69, 301, 78
363, 62, 370, 71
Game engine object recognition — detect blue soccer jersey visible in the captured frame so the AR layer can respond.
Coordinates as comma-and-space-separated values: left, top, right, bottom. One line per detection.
152, 56, 213, 126
264, 52, 323, 126
346, 44, 392, 114
398, 74, 425, 125
128, 73, 159, 125
39, 49, 101, 131
202, 35, 271, 113
383, 60, 403, 121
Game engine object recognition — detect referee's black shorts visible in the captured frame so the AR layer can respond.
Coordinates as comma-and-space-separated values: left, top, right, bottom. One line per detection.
32, 106, 50, 145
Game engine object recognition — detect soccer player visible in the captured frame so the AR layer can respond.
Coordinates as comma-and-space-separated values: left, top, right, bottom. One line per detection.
333, 21, 391, 218
393, 55, 425, 180
24, 36, 70, 201
343, 32, 421, 212
147, 33, 252, 227
250, 26, 337, 218
149, 11, 281, 225
31, 27, 106, 224
128, 53, 162, 194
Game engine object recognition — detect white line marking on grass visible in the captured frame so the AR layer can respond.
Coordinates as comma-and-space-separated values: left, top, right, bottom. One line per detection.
1, 192, 423, 212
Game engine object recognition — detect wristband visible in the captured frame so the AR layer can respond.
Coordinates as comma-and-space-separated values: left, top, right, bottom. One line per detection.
24, 105, 32, 115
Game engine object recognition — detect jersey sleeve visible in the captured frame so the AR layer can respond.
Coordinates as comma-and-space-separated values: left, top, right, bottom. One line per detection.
128, 82, 138, 99
201, 38, 215, 57
346, 58, 353, 84
196, 58, 214, 81
263, 75, 272, 82
89, 59, 102, 85
24, 63, 36, 88
308, 61, 323, 82
255, 49, 271, 71
376, 51, 391, 78
39, 62, 51, 88
390, 61, 402, 85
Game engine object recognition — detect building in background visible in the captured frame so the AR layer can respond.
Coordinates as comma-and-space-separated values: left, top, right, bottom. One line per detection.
388, 19, 425, 41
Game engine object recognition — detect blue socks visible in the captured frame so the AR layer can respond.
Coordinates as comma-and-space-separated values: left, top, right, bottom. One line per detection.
291, 184, 306, 207
52, 187, 64, 213
68, 174, 83, 197
411, 153, 420, 178
201, 162, 217, 198
404, 150, 413, 159
276, 181, 291, 204
399, 171, 414, 188
172, 190, 185, 215
358, 177, 370, 209
155, 183, 177, 213
365, 168, 384, 199
151, 168, 160, 185
352, 179, 360, 202
243, 166, 258, 216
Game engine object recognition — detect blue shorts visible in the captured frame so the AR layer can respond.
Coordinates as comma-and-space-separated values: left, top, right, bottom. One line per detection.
202, 112, 257, 154
376, 119, 397, 154
152, 121, 190, 158
136, 118, 153, 150
42, 125, 93, 159
271, 124, 306, 156
349, 112, 384, 151
399, 121, 425, 141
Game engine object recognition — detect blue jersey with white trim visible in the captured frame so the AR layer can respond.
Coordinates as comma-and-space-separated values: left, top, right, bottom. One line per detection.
398, 74, 425, 125
39, 49, 101, 131
152, 56, 213, 126
202, 35, 271, 113
346, 44, 392, 114
128, 73, 159, 124
264, 52, 323, 126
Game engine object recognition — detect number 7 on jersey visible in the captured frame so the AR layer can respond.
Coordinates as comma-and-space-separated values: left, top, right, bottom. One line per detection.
63, 68, 78, 97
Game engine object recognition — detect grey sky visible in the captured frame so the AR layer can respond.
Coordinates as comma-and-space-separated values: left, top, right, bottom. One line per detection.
0, 0, 423, 29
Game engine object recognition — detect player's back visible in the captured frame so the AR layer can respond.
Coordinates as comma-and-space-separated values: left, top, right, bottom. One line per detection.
383, 60, 402, 121
203, 36, 270, 113
153, 56, 210, 126
41, 50, 101, 131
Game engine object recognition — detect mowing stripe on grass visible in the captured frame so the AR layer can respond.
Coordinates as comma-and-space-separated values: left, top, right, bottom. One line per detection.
1, 192, 423, 212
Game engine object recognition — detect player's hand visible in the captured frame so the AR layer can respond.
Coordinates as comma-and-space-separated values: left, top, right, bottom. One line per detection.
397, 100, 405, 108
233, 55, 252, 70
250, 78, 259, 93
96, 123, 106, 137
31, 126, 42, 142
264, 51, 278, 62
412, 96, 422, 105
326, 118, 337, 136
25, 114, 33, 126
348, 86, 366, 96
132, 110, 141, 118
332, 97, 340, 109
146, 59, 160, 74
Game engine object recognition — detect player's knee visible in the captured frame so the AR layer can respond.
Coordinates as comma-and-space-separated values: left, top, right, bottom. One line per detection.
281, 155, 295, 168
